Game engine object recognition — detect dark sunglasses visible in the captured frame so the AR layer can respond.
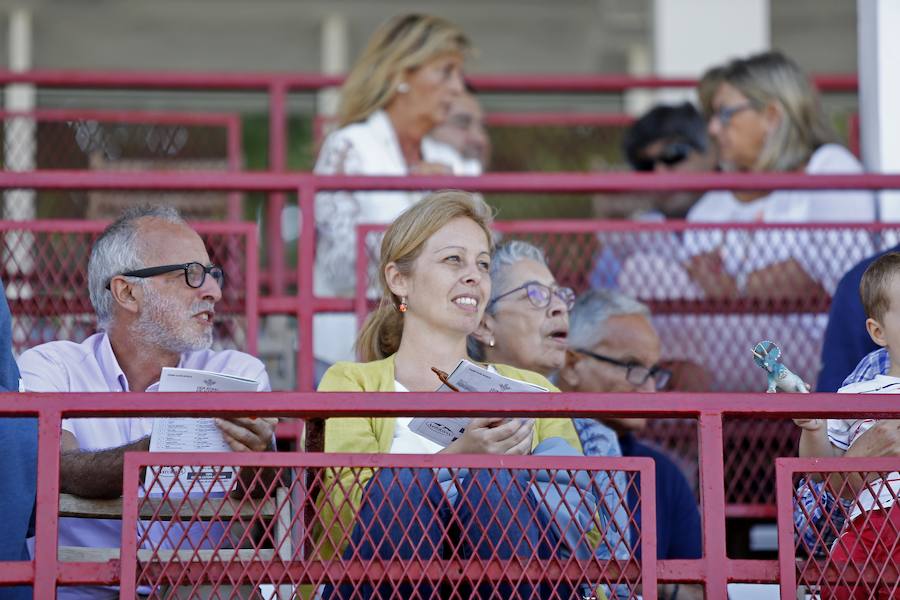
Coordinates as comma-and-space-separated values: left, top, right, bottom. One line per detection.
488, 280, 575, 311
634, 141, 695, 172
574, 348, 672, 391
106, 262, 225, 290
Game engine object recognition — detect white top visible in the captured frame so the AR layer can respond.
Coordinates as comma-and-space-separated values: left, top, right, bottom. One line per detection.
687, 144, 875, 224
313, 109, 480, 298
833, 374, 900, 519
685, 144, 876, 292
389, 379, 446, 454
17, 332, 270, 600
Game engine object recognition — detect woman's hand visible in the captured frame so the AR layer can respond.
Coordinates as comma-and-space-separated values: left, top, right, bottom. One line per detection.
410, 161, 452, 176
441, 417, 535, 455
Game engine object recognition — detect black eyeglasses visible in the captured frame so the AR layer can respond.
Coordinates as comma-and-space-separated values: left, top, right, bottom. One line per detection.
574, 349, 672, 391
710, 102, 754, 128
488, 280, 575, 311
634, 141, 695, 172
106, 262, 225, 290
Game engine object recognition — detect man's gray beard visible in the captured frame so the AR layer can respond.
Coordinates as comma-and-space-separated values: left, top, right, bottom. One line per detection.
132, 285, 213, 354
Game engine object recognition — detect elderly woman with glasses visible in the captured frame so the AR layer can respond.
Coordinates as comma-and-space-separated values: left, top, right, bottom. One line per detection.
468, 240, 575, 375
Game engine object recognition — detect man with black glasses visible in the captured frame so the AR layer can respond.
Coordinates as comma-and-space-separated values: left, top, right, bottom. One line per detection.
17, 206, 275, 600
557, 289, 703, 600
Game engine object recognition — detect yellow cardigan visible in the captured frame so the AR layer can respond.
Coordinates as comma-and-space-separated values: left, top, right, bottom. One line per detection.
314, 354, 584, 560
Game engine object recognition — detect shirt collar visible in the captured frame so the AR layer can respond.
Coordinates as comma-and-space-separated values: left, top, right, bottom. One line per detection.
96, 332, 187, 392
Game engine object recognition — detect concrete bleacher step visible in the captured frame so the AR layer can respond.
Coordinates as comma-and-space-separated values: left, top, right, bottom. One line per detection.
58, 546, 276, 562
58, 492, 277, 520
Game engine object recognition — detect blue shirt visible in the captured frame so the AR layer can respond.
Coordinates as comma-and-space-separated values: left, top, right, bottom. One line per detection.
0, 279, 36, 600
620, 432, 702, 560
817, 245, 900, 392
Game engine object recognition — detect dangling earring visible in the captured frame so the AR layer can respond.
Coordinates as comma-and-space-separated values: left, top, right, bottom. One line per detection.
489, 338, 495, 348
398, 297, 408, 313
396, 82, 410, 94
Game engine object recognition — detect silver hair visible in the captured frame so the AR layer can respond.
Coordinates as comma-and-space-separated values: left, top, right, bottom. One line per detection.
88, 205, 186, 329
567, 289, 651, 351
467, 240, 548, 361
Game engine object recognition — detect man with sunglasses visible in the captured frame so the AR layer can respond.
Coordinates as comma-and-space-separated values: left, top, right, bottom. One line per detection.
621, 102, 718, 219
17, 206, 274, 600
558, 289, 703, 600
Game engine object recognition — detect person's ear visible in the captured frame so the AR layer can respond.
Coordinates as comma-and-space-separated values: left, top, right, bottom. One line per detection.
471, 313, 496, 347
109, 277, 141, 316
762, 100, 783, 133
866, 317, 889, 348
384, 262, 409, 299
558, 349, 582, 388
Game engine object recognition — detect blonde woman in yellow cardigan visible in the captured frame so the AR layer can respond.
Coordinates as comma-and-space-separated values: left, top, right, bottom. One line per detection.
316, 190, 602, 599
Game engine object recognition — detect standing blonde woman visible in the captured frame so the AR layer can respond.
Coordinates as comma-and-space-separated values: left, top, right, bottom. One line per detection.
316, 191, 606, 599
313, 14, 480, 365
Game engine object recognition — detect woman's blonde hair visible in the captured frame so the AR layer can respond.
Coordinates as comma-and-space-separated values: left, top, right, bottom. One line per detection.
714, 51, 834, 172
337, 14, 471, 128
356, 190, 494, 362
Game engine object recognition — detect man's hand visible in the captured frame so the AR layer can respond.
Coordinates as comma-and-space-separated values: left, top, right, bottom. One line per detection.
442, 418, 535, 455
846, 420, 900, 459
685, 251, 738, 300
794, 418, 825, 431
745, 258, 828, 303
215, 417, 277, 452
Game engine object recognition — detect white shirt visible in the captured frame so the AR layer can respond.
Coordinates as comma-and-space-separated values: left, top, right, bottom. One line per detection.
389, 380, 445, 454
833, 375, 900, 519
684, 144, 876, 293
313, 109, 480, 298
17, 332, 270, 600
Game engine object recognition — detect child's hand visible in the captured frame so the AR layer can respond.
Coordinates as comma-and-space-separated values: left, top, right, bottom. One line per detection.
793, 418, 825, 431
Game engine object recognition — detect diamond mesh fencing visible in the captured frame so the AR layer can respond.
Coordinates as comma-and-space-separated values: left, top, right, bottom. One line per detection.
118, 455, 655, 599
781, 460, 900, 599
0, 221, 257, 356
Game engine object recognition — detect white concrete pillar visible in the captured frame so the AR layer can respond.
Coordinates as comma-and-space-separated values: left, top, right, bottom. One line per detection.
4, 7, 36, 310
317, 13, 348, 121
857, 0, 900, 221
650, 0, 770, 106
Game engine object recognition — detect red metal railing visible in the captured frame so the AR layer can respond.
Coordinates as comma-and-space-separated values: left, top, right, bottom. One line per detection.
1, 170, 899, 392
3, 391, 898, 598
1, 108, 244, 220
0, 218, 259, 356
0, 69, 858, 295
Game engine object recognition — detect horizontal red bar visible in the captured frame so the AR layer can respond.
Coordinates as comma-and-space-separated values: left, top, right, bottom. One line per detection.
724, 504, 777, 519
0, 171, 897, 193
0, 108, 237, 126
6, 391, 900, 418
0, 561, 33, 585
258, 296, 354, 314
0, 70, 858, 92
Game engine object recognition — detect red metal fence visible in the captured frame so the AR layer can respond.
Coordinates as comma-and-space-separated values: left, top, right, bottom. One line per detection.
3, 391, 899, 598
0, 219, 259, 356
1, 169, 898, 392
0, 70, 859, 296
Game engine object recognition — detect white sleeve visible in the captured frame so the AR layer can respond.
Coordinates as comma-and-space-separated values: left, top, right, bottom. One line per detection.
313, 133, 365, 297
17, 347, 77, 434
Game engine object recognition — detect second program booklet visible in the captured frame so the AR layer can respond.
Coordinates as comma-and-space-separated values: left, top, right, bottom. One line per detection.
146, 367, 259, 496
408, 359, 547, 447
